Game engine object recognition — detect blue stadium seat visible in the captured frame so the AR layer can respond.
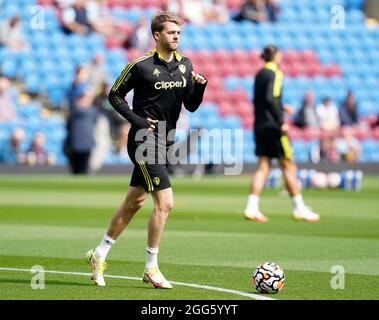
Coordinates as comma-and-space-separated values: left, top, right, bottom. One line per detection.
34, 46, 51, 63
46, 33, 67, 51
188, 115, 205, 129
125, 7, 143, 23
360, 101, 375, 116
221, 22, 240, 37
72, 47, 92, 64
29, 31, 50, 48
295, 150, 310, 163
44, 77, 63, 97
17, 102, 41, 119
202, 22, 220, 38
222, 116, 242, 130
208, 35, 226, 50
223, 35, 243, 50
224, 76, 240, 91
25, 74, 40, 94
107, 49, 127, 65
40, 60, 56, 75
1, 60, 18, 78
275, 34, 293, 49
279, 8, 297, 22
87, 34, 105, 52
48, 89, 66, 108
347, 9, 365, 24
239, 21, 255, 37
68, 34, 88, 49
55, 47, 72, 62
1, 4, 19, 18
200, 103, 219, 116
190, 34, 208, 50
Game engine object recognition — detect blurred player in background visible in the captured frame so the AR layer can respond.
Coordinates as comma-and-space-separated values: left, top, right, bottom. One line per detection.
86, 11, 207, 289
244, 45, 320, 223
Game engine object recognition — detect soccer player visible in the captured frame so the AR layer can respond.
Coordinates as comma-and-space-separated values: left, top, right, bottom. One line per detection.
86, 11, 207, 288
244, 45, 320, 223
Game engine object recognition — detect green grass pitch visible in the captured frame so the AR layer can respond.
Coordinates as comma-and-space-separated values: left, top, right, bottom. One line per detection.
0, 174, 378, 300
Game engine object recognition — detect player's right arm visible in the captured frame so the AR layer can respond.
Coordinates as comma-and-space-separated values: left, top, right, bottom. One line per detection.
108, 62, 150, 129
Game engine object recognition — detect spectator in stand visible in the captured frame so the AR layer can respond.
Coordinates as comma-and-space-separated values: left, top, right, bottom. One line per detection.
86, 53, 108, 93
27, 132, 56, 166
234, 0, 268, 23
93, 82, 123, 140
66, 85, 97, 174
114, 122, 131, 157
0, 15, 29, 52
181, 0, 208, 25
0, 127, 27, 164
204, 0, 230, 23
294, 90, 319, 128
335, 126, 361, 163
86, 0, 125, 37
69, 65, 90, 110
316, 97, 340, 131
319, 134, 339, 163
0, 76, 17, 123
165, 0, 183, 16
61, 0, 94, 35
89, 109, 112, 174
124, 17, 153, 51
55, 0, 76, 8
266, 0, 280, 22
339, 91, 359, 126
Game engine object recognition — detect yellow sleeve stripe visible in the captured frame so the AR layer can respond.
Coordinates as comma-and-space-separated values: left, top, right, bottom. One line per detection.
138, 161, 154, 192
280, 135, 293, 160
273, 70, 283, 98
112, 53, 153, 91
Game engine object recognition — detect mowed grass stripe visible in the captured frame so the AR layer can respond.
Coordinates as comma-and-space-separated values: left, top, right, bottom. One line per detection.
0, 175, 378, 197
1, 224, 378, 275
1, 256, 378, 299
0, 267, 273, 301
1, 189, 378, 219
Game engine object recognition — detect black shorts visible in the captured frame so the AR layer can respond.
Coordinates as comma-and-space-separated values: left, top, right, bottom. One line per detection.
254, 129, 293, 159
127, 133, 171, 193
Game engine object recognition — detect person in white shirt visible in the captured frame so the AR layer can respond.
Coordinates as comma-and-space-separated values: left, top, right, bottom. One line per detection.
316, 97, 340, 131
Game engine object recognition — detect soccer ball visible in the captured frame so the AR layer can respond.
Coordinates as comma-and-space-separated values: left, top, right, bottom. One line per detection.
327, 172, 341, 189
311, 171, 328, 189
252, 262, 285, 294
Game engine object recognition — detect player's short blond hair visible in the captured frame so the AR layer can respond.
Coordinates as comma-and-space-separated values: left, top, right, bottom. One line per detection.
151, 11, 183, 35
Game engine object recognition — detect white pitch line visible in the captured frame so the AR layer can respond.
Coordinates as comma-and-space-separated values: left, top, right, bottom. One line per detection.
0, 267, 274, 301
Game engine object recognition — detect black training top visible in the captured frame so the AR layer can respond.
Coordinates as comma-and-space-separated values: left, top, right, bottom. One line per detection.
253, 62, 284, 132
108, 49, 207, 144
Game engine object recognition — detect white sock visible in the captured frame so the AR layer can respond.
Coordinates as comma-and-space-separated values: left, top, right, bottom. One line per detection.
292, 194, 306, 210
145, 247, 159, 269
95, 234, 115, 260
246, 194, 260, 212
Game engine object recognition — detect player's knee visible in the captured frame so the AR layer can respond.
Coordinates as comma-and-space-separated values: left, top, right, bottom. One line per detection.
167, 199, 174, 210
155, 199, 174, 214
135, 199, 145, 211
256, 166, 270, 177
125, 199, 144, 214
280, 159, 295, 170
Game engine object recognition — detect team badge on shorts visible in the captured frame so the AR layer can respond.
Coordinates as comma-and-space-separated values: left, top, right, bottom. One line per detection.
153, 177, 161, 186
179, 64, 186, 74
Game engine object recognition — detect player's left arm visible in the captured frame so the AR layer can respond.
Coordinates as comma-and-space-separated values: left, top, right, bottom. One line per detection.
183, 62, 207, 112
